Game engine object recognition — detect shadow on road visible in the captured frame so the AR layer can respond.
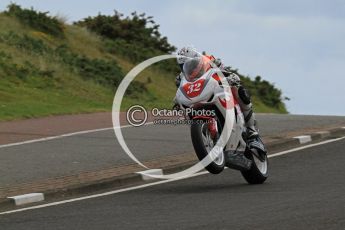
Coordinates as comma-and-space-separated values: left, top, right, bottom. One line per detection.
147, 179, 275, 195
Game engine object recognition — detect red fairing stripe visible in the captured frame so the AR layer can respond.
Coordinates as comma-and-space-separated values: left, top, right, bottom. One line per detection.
231, 87, 239, 105
219, 96, 235, 109
212, 73, 221, 82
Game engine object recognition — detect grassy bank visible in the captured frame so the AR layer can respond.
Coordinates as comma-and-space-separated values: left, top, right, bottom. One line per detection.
0, 4, 287, 121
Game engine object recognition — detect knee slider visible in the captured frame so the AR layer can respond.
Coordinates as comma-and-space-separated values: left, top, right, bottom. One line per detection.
238, 86, 251, 105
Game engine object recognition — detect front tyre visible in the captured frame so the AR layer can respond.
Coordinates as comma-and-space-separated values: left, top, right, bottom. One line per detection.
241, 149, 269, 184
191, 119, 225, 174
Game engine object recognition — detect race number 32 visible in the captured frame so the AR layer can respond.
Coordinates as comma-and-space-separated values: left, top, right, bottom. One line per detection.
187, 82, 201, 94
183, 79, 205, 98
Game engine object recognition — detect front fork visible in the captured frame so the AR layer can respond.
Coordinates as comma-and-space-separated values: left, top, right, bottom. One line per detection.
191, 116, 219, 141
208, 118, 218, 139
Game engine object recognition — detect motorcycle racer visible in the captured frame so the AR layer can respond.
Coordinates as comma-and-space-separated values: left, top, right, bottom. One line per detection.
175, 46, 265, 152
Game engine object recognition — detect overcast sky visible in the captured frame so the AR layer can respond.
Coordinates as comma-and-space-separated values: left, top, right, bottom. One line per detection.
1, 1, 344, 115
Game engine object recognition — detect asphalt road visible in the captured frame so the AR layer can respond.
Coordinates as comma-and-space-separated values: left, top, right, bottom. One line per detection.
0, 114, 345, 186
1, 137, 345, 229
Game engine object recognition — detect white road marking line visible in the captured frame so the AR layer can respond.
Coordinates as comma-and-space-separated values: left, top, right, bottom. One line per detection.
0, 122, 154, 149
8, 193, 44, 206
0, 171, 209, 215
293, 135, 312, 144
0, 127, 112, 148
269, 136, 345, 158
1, 136, 344, 216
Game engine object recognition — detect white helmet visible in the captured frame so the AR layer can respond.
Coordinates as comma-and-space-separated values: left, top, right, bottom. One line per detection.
177, 46, 201, 70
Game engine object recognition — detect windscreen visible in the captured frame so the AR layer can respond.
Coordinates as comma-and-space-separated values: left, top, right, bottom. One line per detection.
183, 57, 207, 82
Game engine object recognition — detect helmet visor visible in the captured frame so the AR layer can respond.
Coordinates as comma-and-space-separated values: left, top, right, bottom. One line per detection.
183, 57, 207, 82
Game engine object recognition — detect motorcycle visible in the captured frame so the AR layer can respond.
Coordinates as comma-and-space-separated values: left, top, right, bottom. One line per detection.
174, 63, 268, 184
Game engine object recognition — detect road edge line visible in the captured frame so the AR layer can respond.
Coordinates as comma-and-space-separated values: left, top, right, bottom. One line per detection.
0, 122, 154, 149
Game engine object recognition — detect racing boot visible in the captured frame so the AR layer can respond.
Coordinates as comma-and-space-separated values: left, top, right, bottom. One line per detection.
245, 113, 266, 155
236, 86, 266, 154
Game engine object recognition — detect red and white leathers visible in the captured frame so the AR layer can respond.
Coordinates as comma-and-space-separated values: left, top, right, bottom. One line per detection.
176, 49, 258, 139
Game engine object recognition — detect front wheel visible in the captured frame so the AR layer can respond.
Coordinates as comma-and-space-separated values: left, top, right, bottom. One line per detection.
191, 119, 225, 174
241, 149, 269, 184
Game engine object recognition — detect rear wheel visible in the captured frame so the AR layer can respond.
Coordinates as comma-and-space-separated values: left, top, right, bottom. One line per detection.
191, 119, 225, 174
241, 149, 269, 184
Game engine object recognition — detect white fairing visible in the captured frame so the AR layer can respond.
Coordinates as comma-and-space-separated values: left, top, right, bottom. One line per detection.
176, 70, 217, 107
175, 69, 247, 152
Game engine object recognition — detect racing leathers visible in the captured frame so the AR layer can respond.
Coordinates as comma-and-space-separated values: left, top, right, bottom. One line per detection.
175, 56, 259, 141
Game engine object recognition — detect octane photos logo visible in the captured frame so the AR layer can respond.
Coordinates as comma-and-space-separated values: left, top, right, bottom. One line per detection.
126, 105, 216, 127
112, 54, 234, 180
126, 105, 148, 127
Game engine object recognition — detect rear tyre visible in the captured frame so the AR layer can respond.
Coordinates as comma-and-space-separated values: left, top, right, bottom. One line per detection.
191, 119, 225, 174
241, 149, 269, 184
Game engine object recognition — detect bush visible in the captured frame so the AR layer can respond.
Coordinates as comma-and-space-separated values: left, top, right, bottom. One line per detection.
0, 51, 54, 80
5, 3, 64, 38
0, 31, 138, 92
224, 66, 285, 110
104, 39, 178, 72
55, 45, 123, 87
0, 31, 49, 54
75, 11, 175, 53
253, 76, 283, 108
55, 45, 147, 95
75, 11, 179, 75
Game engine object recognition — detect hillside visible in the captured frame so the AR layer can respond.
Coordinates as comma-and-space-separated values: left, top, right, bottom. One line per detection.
0, 4, 287, 120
